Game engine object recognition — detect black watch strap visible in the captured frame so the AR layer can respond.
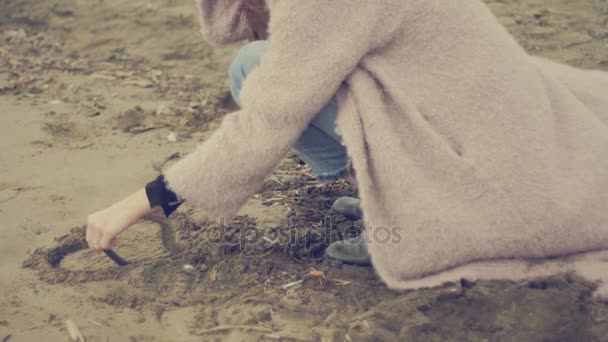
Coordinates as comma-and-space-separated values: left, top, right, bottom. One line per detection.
145, 175, 183, 217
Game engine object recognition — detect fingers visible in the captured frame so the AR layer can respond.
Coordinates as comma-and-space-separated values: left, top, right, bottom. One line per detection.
86, 208, 128, 252
100, 233, 117, 250
91, 230, 103, 252
85, 222, 91, 245
86, 217, 103, 252
86, 220, 96, 251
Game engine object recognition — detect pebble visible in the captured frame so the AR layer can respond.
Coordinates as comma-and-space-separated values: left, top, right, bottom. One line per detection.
167, 131, 177, 143
182, 264, 195, 273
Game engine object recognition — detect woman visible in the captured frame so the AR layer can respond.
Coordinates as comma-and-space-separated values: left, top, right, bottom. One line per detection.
87, 0, 608, 294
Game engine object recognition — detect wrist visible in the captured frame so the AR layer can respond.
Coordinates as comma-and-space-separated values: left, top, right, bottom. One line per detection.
145, 175, 183, 217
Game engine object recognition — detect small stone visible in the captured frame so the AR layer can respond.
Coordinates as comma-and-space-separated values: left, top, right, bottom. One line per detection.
167, 131, 177, 143
209, 268, 218, 281
182, 264, 195, 273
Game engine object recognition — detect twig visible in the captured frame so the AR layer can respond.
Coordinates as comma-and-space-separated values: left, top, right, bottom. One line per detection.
197, 325, 273, 334
68, 142, 94, 150
263, 334, 308, 341
280, 279, 303, 290
89, 320, 108, 327
350, 292, 363, 311
300, 170, 316, 180
269, 175, 283, 186
262, 333, 282, 341
129, 124, 168, 134
261, 197, 284, 205
333, 278, 354, 286
321, 310, 337, 325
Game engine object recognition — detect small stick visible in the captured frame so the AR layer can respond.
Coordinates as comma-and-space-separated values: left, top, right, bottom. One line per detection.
349, 292, 363, 311
261, 198, 283, 205
197, 325, 273, 334
89, 320, 108, 327
280, 279, 303, 290
129, 124, 168, 134
333, 278, 354, 286
103, 249, 129, 266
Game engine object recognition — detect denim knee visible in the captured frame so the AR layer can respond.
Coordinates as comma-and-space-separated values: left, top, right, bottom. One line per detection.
227, 40, 349, 182
229, 41, 268, 105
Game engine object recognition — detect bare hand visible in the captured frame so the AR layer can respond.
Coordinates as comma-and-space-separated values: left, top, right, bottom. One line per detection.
86, 189, 152, 252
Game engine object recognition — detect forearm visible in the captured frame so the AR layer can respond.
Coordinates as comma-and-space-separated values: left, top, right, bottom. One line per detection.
121, 188, 155, 219
86, 188, 155, 251
163, 111, 303, 220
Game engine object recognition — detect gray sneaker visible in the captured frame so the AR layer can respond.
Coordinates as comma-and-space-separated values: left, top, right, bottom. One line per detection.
325, 234, 371, 266
331, 197, 362, 220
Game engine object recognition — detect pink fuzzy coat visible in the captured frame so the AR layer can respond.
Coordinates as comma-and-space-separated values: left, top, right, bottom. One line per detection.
164, 0, 608, 295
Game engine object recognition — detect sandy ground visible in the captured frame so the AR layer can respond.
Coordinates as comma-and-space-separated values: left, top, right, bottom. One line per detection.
1, 0, 607, 341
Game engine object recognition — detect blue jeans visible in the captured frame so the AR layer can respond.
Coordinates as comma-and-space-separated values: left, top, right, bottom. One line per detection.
229, 41, 350, 181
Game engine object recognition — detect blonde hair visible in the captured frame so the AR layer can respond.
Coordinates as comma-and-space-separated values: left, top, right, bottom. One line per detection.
242, 0, 270, 41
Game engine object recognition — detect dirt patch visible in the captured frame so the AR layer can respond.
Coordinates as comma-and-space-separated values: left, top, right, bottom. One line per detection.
22, 176, 608, 340
23, 175, 363, 302
41, 114, 91, 143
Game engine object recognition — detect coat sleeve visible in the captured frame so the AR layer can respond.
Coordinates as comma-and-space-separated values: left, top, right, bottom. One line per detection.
164, 0, 393, 220
195, 0, 249, 44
